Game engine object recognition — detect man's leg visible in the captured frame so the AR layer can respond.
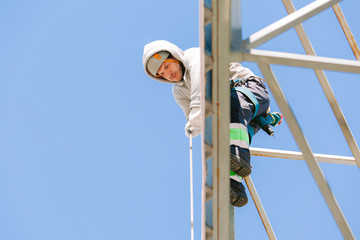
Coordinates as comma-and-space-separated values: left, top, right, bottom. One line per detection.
230, 91, 254, 177
229, 78, 270, 206
229, 91, 254, 207
230, 170, 248, 207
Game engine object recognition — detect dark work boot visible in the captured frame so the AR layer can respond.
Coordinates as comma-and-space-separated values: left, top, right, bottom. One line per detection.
230, 145, 252, 178
230, 178, 248, 207
230, 152, 252, 178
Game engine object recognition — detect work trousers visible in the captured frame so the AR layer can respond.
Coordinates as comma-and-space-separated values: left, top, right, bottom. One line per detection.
230, 77, 270, 161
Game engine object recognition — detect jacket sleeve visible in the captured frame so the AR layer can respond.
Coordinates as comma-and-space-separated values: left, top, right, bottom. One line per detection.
173, 86, 191, 121
185, 51, 201, 137
172, 48, 201, 138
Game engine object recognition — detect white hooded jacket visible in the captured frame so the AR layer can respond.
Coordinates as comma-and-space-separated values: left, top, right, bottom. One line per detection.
143, 40, 255, 138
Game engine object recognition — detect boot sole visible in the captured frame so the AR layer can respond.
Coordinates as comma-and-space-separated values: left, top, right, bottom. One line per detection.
230, 190, 248, 207
230, 154, 252, 178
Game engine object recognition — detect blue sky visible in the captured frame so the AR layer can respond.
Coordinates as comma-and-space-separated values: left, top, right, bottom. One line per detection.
0, 0, 359, 239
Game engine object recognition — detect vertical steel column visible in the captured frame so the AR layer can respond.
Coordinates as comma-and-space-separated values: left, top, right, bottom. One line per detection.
200, 0, 214, 238
212, 0, 232, 238
200, 1, 214, 239
200, 0, 233, 239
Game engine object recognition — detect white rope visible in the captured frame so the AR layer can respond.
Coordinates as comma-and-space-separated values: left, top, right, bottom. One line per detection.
189, 133, 194, 240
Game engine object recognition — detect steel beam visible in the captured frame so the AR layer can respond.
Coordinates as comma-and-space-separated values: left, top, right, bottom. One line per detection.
332, 4, 360, 60
281, 0, 360, 175
230, 49, 360, 73
244, 176, 277, 240
250, 147, 357, 165
243, 0, 341, 49
258, 63, 355, 240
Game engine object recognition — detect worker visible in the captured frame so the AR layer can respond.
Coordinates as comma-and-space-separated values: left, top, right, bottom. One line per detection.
142, 40, 274, 207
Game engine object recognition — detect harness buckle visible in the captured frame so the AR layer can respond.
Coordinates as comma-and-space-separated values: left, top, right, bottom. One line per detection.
230, 78, 247, 88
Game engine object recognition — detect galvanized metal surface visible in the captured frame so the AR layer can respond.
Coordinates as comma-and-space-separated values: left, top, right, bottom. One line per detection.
332, 4, 360, 60
212, 0, 232, 238
199, 1, 211, 239
258, 63, 355, 240
250, 147, 356, 165
243, 0, 341, 49
201, 0, 359, 239
281, 0, 360, 174
200, 0, 233, 239
244, 176, 277, 240
230, 49, 360, 73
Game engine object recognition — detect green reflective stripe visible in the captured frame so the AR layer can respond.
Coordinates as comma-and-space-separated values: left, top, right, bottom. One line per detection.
230, 171, 243, 181
230, 139, 248, 149
230, 128, 249, 144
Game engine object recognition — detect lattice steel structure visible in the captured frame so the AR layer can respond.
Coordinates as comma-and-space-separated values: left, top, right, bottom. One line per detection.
199, 0, 360, 239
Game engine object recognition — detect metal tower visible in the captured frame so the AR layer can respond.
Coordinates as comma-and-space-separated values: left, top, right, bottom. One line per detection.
200, 0, 360, 239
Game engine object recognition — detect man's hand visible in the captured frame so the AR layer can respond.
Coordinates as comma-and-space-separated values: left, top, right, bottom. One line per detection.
185, 122, 200, 138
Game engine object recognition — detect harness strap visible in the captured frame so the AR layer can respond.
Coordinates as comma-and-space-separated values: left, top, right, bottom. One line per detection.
247, 125, 254, 144
231, 86, 259, 119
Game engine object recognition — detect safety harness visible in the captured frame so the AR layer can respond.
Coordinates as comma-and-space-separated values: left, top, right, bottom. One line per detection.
230, 77, 283, 143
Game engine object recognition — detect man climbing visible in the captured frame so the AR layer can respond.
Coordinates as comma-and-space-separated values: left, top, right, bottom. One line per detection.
142, 40, 281, 207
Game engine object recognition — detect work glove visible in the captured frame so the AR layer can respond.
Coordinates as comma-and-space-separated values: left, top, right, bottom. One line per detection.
185, 121, 200, 138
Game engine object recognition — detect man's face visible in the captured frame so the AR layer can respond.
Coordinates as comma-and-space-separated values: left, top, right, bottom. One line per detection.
156, 59, 183, 82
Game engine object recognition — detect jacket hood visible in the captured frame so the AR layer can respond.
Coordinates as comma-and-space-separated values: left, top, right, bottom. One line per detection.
143, 40, 185, 84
